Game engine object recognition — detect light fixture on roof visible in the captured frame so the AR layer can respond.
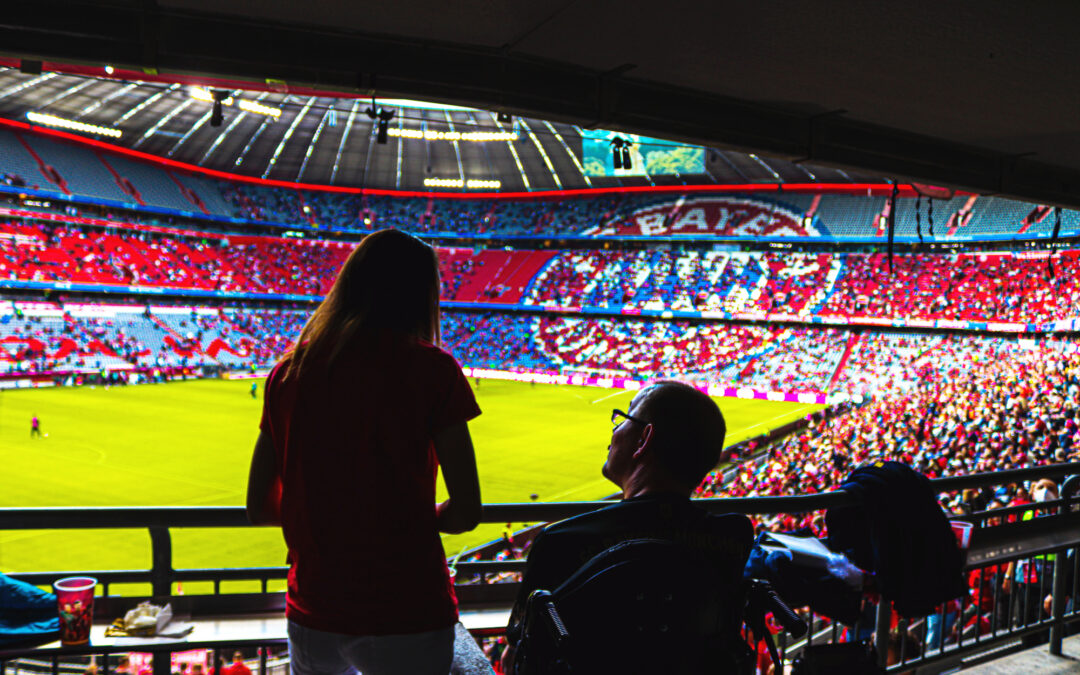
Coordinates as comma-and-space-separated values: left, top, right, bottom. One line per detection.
237, 99, 281, 118
26, 111, 121, 138
210, 90, 231, 128
190, 87, 279, 119
423, 178, 501, 189
190, 86, 231, 105
496, 112, 512, 124
365, 102, 396, 144
387, 127, 518, 142
424, 178, 464, 188
104, 65, 115, 75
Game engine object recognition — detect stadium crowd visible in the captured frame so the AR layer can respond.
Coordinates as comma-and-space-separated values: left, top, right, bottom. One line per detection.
220, 186, 635, 236
6, 294, 1073, 433
211, 183, 1079, 239
701, 343, 1080, 520
7, 127, 1080, 672
526, 248, 1080, 324
440, 313, 851, 394
0, 306, 307, 374
820, 251, 1080, 324
688, 340, 1080, 657
6, 216, 1080, 325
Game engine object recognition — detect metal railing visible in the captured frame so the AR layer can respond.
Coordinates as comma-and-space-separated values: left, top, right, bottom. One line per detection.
1, 462, 1079, 674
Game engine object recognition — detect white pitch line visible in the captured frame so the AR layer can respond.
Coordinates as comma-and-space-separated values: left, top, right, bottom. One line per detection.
735, 404, 817, 433
589, 390, 631, 405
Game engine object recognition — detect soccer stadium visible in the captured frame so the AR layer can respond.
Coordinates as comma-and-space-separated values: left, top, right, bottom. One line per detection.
1, 4, 1080, 674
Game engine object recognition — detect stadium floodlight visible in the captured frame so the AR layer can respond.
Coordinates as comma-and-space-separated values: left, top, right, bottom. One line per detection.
210, 90, 231, 128
191, 88, 279, 120
424, 178, 465, 188
388, 126, 518, 141
104, 65, 115, 75
26, 111, 122, 138
496, 112, 512, 124
376, 108, 395, 145
390, 127, 425, 139
190, 87, 233, 106
237, 99, 281, 118
364, 102, 395, 144
423, 178, 500, 189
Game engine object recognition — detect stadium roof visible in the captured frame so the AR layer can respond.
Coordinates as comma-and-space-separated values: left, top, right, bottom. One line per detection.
3, 1, 1080, 204
0, 66, 882, 192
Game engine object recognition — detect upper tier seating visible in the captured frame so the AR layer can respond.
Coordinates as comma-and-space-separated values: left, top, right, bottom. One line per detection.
812, 196, 887, 236
590, 195, 818, 237
0, 130, 52, 192
221, 184, 307, 225
20, 134, 132, 203
3, 126, 1079, 238
170, 172, 235, 216
101, 155, 198, 212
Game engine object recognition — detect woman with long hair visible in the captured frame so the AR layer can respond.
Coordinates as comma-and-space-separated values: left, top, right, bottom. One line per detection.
246, 229, 482, 675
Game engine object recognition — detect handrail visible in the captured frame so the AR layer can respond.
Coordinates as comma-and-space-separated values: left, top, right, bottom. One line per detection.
3, 462, 1080, 674
3, 461, 1076, 529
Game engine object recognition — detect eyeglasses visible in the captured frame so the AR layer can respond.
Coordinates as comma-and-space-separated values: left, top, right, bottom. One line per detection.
612, 408, 648, 430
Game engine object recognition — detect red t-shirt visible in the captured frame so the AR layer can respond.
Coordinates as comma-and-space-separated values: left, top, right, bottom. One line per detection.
260, 334, 481, 635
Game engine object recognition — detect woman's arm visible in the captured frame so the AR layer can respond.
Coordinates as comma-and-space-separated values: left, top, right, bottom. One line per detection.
246, 430, 282, 526
434, 421, 483, 534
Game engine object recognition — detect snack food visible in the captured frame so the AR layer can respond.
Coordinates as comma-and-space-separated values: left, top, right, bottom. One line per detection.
122, 601, 173, 636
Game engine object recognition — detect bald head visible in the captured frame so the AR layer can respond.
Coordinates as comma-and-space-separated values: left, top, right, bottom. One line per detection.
633, 381, 727, 491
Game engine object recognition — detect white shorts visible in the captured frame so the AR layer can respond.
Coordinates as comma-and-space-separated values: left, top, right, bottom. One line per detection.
287, 620, 455, 675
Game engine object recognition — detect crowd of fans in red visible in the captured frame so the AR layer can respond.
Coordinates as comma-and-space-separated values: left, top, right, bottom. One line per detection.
4, 218, 1080, 325
0, 307, 307, 374
525, 248, 1080, 324
0, 312, 159, 373
819, 252, 1080, 324
701, 346, 1080, 516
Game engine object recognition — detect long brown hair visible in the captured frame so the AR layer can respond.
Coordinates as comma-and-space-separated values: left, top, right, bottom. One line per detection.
284, 229, 440, 379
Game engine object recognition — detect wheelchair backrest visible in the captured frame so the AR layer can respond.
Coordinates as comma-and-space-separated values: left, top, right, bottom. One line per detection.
518, 538, 752, 674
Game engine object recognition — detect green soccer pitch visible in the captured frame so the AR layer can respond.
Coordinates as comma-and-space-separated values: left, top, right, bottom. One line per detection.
0, 378, 821, 593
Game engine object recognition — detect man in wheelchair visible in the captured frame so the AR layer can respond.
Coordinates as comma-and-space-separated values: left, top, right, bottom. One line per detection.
503, 381, 756, 673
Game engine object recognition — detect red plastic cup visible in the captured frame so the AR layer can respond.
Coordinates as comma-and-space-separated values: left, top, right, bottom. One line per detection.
951, 521, 973, 550
54, 576, 96, 645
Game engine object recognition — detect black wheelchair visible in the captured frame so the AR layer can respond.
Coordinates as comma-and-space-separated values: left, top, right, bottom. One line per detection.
512, 538, 806, 674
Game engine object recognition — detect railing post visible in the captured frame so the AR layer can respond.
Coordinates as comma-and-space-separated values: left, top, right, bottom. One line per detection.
154, 651, 171, 675
149, 526, 173, 597
149, 526, 174, 675
1049, 549, 1067, 655
874, 597, 891, 668
1049, 476, 1080, 655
